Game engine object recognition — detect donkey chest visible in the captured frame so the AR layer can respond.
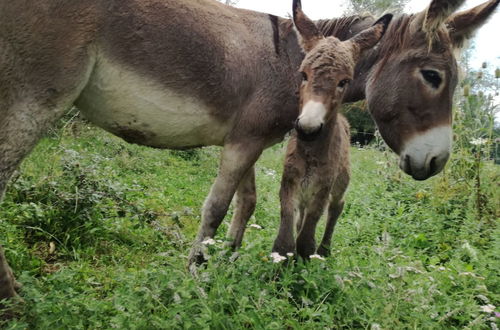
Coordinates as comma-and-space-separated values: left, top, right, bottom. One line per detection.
75, 57, 233, 149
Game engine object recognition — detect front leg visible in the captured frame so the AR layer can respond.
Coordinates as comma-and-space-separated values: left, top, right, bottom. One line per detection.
188, 142, 263, 266
272, 174, 298, 256
296, 188, 330, 259
225, 166, 256, 250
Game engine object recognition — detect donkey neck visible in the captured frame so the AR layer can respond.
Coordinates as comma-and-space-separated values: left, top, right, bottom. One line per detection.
295, 113, 340, 158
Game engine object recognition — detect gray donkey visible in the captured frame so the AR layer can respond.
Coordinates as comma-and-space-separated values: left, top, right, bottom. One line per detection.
273, 1, 391, 258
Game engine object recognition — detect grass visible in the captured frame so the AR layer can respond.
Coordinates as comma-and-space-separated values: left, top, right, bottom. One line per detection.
1, 124, 498, 329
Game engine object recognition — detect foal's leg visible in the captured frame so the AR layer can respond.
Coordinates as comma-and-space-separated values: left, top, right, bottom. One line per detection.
316, 199, 345, 257
225, 166, 256, 249
296, 188, 330, 259
188, 142, 263, 265
317, 165, 350, 257
272, 175, 298, 256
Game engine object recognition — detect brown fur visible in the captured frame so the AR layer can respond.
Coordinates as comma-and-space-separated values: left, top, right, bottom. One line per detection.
272, 6, 385, 258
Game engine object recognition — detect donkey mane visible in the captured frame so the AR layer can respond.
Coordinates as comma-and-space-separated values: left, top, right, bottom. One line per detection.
316, 15, 374, 40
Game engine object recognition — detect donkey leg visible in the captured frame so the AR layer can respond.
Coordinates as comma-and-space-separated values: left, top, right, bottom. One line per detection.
188, 142, 263, 265
0, 100, 71, 314
317, 162, 350, 257
272, 176, 298, 256
0, 246, 17, 306
296, 189, 330, 259
225, 166, 256, 250
317, 199, 345, 257
296, 210, 323, 259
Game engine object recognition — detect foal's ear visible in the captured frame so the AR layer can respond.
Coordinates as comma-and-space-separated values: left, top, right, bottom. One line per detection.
446, 0, 499, 48
292, 0, 322, 52
422, 0, 466, 33
350, 14, 392, 57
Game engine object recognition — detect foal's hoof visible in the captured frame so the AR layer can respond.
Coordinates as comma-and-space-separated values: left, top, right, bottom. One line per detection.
316, 245, 331, 258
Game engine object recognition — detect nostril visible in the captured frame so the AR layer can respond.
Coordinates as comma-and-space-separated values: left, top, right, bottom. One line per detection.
429, 156, 438, 174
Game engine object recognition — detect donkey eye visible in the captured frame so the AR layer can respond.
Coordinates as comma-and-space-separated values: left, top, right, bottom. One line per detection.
301, 72, 308, 81
421, 70, 442, 89
338, 79, 350, 89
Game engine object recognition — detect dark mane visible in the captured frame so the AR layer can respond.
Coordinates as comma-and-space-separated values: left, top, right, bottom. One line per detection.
315, 15, 374, 40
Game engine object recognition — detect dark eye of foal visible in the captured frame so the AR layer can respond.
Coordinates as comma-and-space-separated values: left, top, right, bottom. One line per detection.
301, 72, 308, 81
338, 79, 350, 89
421, 70, 442, 89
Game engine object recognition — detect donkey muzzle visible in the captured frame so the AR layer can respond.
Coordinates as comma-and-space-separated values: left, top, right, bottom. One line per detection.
399, 126, 452, 180
295, 119, 323, 141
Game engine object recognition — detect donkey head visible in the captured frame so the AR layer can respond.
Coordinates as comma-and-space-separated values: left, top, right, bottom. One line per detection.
293, 0, 392, 140
366, 0, 498, 180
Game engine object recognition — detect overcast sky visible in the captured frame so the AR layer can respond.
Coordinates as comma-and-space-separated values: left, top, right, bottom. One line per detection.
235, 0, 499, 69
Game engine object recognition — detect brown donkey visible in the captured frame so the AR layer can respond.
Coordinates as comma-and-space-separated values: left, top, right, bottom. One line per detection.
273, 1, 391, 258
0, 0, 498, 308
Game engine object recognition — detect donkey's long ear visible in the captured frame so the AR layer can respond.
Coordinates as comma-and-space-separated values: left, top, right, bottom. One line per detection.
446, 0, 499, 48
422, 0, 466, 33
350, 14, 393, 58
293, 0, 322, 51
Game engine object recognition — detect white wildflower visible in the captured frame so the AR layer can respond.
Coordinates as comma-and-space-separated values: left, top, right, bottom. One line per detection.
480, 304, 496, 313
270, 252, 287, 263
470, 138, 488, 146
249, 224, 263, 230
286, 253, 294, 257
202, 238, 216, 246
371, 323, 381, 330
309, 254, 326, 261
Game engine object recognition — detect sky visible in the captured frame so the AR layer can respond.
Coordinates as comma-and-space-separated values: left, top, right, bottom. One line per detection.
235, 0, 500, 69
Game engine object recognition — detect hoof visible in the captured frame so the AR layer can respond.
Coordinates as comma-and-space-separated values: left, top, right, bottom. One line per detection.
187, 243, 209, 268
316, 245, 331, 258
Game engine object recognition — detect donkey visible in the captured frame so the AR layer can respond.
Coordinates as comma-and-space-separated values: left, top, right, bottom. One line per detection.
0, 0, 497, 306
273, 1, 391, 258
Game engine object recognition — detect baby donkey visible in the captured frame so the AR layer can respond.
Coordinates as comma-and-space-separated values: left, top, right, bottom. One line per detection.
273, 0, 392, 259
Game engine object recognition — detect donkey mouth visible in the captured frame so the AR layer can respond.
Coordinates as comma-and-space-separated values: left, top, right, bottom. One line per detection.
295, 120, 323, 141
400, 154, 445, 181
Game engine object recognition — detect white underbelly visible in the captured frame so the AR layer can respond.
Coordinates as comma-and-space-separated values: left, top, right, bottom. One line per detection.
76, 56, 232, 149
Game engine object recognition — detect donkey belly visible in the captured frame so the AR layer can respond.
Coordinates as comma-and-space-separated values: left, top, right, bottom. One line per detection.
75, 58, 232, 149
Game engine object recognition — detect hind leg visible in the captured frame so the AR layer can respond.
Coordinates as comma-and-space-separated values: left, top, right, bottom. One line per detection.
188, 141, 264, 266
225, 166, 256, 250
0, 98, 74, 300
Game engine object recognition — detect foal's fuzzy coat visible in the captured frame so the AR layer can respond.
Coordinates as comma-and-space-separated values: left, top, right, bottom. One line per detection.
273, 1, 390, 258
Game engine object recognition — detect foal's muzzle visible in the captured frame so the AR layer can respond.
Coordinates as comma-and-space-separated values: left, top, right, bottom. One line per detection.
295, 119, 323, 141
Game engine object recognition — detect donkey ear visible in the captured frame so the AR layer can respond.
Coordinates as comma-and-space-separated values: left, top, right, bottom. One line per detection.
292, 0, 322, 52
350, 14, 393, 56
446, 0, 499, 48
422, 0, 466, 33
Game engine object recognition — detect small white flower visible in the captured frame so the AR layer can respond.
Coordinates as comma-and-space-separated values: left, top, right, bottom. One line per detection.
286, 253, 294, 257
202, 238, 216, 246
438, 266, 446, 271
470, 138, 488, 146
480, 304, 496, 313
309, 254, 326, 261
376, 161, 385, 166
249, 224, 263, 230
270, 252, 287, 263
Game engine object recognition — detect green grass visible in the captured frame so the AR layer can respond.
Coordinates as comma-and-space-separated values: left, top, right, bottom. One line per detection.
1, 126, 498, 329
